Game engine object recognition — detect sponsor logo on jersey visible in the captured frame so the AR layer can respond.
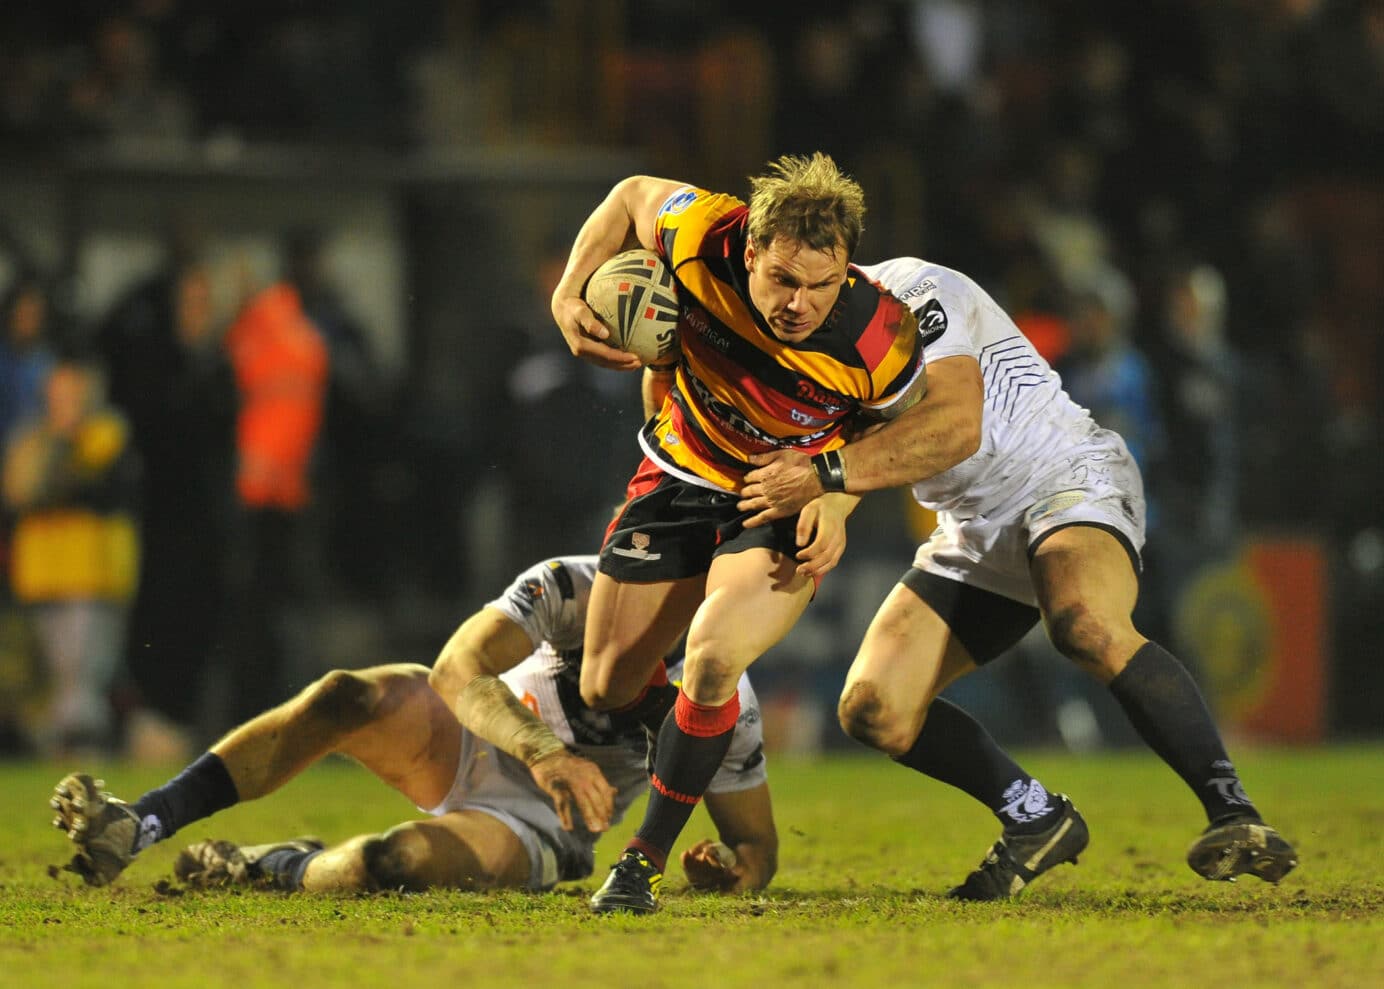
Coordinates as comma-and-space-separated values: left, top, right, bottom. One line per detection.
659, 188, 698, 216
611, 531, 662, 561
794, 379, 846, 414
512, 578, 545, 616
684, 308, 708, 333
893, 278, 938, 304
692, 316, 731, 353
917, 299, 949, 346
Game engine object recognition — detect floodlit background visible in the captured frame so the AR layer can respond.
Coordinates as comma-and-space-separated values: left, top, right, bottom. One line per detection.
0, 0, 1380, 761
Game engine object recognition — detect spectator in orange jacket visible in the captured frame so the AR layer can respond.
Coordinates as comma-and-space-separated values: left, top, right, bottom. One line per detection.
224, 281, 329, 510
220, 278, 328, 726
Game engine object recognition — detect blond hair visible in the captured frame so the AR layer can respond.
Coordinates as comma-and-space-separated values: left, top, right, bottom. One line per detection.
746, 152, 866, 259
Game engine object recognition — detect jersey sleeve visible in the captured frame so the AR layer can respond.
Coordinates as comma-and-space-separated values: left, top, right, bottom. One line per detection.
483, 557, 597, 653
856, 289, 926, 416
654, 186, 746, 268
706, 673, 768, 794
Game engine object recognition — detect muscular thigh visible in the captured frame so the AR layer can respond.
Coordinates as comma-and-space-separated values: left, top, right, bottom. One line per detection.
1030, 524, 1146, 677
682, 547, 814, 703
331, 664, 462, 811
581, 571, 704, 706
844, 579, 976, 729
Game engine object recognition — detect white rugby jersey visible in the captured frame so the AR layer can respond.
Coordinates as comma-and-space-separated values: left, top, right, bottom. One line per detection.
857, 258, 1100, 521
483, 556, 767, 822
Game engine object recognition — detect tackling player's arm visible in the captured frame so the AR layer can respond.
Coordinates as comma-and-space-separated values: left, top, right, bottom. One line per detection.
738, 354, 982, 519
827, 354, 981, 491
428, 610, 617, 832
552, 175, 690, 371
683, 783, 778, 893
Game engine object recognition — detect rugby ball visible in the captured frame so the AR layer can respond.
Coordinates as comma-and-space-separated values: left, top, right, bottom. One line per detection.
583, 249, 680, 365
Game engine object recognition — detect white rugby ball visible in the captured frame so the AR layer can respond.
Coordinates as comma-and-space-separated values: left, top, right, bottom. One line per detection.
583, 249, 680, 365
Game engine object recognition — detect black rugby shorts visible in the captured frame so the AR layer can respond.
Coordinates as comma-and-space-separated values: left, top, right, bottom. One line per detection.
599, 457, 802, 582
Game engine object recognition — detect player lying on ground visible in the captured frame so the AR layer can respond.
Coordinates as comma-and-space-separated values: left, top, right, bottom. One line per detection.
49, 556, 776, 895
738, 255, 1296, 899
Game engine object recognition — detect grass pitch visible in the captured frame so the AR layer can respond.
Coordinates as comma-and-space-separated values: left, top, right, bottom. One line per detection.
1, 745, 1380, 988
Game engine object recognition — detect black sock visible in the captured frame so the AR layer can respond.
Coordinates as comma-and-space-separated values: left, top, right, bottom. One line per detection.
255, 847, 322, 891
631, 692, 739, 870
1108, 641, 1259, 824
895, 697, 1060, 834
612, 681, 679, 736
131, 752, 240, 850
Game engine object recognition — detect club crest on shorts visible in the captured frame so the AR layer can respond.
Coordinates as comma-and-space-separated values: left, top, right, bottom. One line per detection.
612, 531, 662, 561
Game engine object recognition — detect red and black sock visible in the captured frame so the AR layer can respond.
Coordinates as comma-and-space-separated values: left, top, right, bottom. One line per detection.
610, 663, 679, 736
628, 689, 740, 871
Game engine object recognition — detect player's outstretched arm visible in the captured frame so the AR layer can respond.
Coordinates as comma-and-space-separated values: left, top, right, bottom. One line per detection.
429, 609, 616, 832
686, 783, 778, 893
551, 175, 688, 371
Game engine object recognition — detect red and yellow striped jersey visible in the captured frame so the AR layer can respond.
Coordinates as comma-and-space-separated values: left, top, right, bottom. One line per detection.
641, 186, 923, 492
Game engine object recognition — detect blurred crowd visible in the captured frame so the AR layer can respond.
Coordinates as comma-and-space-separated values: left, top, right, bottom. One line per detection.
1, 0, 1381, 757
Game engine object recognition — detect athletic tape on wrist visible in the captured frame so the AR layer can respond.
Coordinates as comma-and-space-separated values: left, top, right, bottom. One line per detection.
454, 675, 567, 767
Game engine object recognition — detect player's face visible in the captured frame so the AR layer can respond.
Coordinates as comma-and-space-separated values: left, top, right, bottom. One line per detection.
745, 237, 849, 343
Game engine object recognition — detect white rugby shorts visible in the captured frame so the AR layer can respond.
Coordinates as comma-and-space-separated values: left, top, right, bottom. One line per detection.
913, 425, 1146, 606
419, 731, 596, 891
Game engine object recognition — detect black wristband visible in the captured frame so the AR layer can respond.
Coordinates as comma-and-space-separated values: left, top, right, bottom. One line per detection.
646, 360, 679, 373
810, 449, 848, 493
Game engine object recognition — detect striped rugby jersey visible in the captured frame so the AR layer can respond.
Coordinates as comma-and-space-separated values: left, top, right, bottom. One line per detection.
639, 186, 924, 493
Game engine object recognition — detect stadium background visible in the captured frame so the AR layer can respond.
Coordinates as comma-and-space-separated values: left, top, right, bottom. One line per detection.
0, 0, 1380, 760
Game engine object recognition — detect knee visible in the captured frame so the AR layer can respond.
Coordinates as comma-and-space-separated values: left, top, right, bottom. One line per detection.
1044, 604, 1116, 674
359, 826, 439, 893
302, 669, 381, 732
679, 647, 741, 705
579, 654, 634, 712
580, 641, 669, 712
837, 680, 914, 758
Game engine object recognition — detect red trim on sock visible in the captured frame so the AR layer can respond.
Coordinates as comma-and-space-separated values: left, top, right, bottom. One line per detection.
674, 690, 740, 737
649, 772, 702, 805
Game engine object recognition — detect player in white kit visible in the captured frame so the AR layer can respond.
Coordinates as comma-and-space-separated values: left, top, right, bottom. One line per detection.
49, 556, 776, 896
737, 256, 1296, 899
